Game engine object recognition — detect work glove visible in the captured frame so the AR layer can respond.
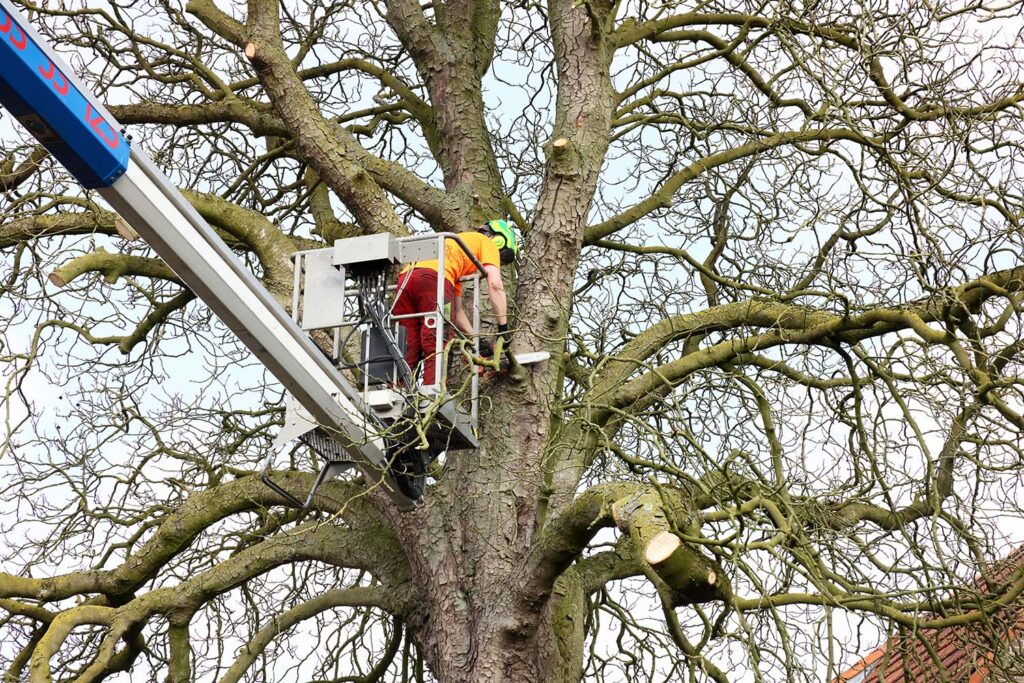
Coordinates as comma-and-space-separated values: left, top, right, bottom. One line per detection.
477, 338, 495, 358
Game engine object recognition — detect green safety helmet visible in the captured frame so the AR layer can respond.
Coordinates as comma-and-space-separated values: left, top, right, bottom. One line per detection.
481, 219, 519, 265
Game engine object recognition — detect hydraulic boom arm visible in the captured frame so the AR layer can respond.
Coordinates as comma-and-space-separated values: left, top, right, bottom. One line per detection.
0, 0, 414, 509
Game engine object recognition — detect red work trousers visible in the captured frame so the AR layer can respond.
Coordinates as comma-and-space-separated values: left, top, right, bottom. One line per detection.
392, 268, 454, 386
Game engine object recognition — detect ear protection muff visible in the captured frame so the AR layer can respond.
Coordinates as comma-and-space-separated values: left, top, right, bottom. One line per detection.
480, 219, 519, 264
488, 220, 508, 250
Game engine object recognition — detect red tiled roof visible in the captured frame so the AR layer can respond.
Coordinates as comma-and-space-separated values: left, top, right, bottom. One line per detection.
836, 548, 1024, 683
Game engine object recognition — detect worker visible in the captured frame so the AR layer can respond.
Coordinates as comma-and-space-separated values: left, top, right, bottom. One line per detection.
392, 220, 517, 386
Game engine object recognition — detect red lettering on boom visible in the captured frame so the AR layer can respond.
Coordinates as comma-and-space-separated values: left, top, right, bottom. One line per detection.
1, 12, 27, 51
85, 104, 120, 150
39, 61, 69, 96
9, 26, 25, 50
1, 13, 26, 51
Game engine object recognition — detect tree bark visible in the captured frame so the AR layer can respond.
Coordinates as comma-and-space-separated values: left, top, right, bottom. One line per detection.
376, 1, 621, 679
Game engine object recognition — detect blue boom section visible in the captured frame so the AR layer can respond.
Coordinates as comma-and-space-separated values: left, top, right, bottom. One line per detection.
0, 2, 128, 188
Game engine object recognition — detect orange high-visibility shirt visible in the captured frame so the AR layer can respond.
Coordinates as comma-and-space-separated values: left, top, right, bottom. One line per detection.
403, 232, 500, 295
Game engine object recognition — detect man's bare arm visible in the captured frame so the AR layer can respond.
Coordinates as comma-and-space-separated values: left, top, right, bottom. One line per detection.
452, 295, 475, 335
483, 265, 508, 325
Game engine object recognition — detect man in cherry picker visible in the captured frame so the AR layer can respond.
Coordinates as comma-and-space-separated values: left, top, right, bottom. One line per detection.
392, 220, 518, 386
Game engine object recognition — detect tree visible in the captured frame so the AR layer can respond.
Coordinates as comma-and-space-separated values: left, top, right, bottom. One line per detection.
2, 0, 1023, 680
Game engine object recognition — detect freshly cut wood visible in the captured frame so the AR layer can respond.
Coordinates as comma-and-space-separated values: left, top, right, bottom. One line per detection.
245, 43, 258, 59
612, 492, 725, 603
645, 530, 681, 565
552, 137, 569, 149
655, 542, 716, 590
115, 216, 139, 241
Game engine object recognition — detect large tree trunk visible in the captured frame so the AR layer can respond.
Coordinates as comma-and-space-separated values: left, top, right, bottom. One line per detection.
380, 439, 591, 683
405, 566, 578, 682
417, 600, 555, 682
384, 1, 618, 678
